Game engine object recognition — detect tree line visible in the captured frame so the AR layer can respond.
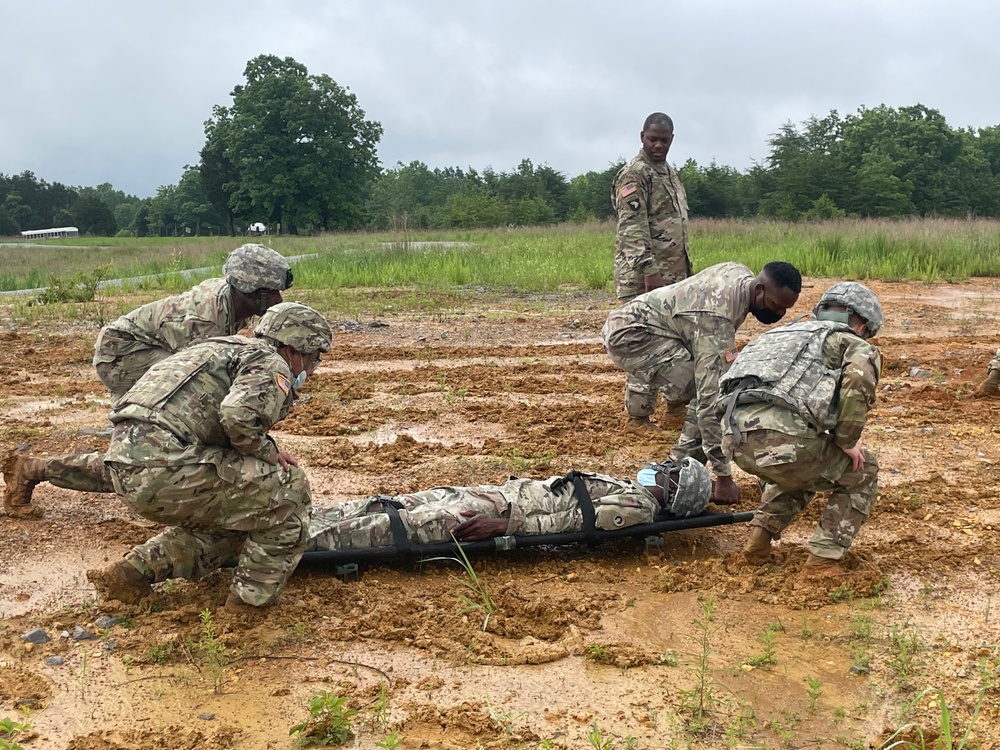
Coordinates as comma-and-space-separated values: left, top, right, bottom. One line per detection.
3, 54, 999, 237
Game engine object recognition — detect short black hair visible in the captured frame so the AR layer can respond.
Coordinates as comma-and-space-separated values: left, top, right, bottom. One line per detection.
643, 112, 674, 132
761, 261, 802, 293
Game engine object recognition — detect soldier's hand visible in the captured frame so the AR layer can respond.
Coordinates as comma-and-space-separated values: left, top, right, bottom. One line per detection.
712, 475, 741, 505
277, 450, 299, 471
644, 272, 666, 292
451, 511, 507, 541
843, 444, 865, 473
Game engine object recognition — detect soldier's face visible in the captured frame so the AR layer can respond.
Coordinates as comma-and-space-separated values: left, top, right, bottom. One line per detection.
751, 283, 799, 325
641, 125, 673, 163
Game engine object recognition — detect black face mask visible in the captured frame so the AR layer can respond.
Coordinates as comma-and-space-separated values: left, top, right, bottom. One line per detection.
751, 308, 783, 325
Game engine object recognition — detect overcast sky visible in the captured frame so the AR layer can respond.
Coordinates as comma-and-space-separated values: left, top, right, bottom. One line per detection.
3, 0, 998, 198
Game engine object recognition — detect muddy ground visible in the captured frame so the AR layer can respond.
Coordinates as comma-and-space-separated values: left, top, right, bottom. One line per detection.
2, 279, 1000, 749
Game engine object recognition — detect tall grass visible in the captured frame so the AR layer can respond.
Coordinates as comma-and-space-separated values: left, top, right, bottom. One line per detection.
1, 218, 999, 296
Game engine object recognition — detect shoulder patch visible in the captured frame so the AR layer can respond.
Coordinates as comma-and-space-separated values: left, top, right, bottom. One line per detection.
619, 183, 638, 198
626, 197, 641, 211
276, 372, 291, 395
724, 346, 740, 363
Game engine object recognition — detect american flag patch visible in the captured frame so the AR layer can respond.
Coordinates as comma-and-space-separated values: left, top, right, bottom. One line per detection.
619, 183, 637, 198
276, 372, 291, 395
724, 346, 740, 363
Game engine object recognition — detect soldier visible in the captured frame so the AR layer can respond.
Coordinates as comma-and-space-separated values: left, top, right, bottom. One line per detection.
306, 458, 711, 551
86, 302, 331, 611
601, 261, 802, 504
612, 112, 692, 422
2, 243, 292, 517
974, 350, 1000, 397
717, 282, 883, 578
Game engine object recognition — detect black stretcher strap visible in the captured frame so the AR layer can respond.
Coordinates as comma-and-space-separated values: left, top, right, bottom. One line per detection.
378, 497, 413, 553
569, 471, 598, 543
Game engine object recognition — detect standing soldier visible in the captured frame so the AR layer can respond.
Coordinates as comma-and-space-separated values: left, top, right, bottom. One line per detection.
602, 261, 801, 505
87, 302, 332, 611
974, 350, 1000, 397
3, 244, 292, 517
717, 282, 883, 577
612, 112, 692, 428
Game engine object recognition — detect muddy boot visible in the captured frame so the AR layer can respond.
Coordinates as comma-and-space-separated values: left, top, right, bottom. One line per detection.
800, 553, 846, 579
742, 527, 773, 565
224, 592, 302, 614
627, 416, 658, 431
3, 450, 46, 516
974, 369, 1000, 398
87, 560, 153, 605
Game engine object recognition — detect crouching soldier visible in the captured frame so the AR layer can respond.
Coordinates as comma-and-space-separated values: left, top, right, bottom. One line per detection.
974, 350, 1000, 398
716, 282, 883, 578
87, 302, 331, 611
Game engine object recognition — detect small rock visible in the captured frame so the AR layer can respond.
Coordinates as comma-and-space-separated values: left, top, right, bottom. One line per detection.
44, 656, 65, 667
101, 640, 117, 651
71, 626, 98, 642
369, 320, 389, 328
20, 628, 50, 644
849, 664, 869, 676
909, 367, 933, 378
515, 316, 528, 323
416, 336, 427, 342
198, 713, 216, 721
94, 615, 120, 630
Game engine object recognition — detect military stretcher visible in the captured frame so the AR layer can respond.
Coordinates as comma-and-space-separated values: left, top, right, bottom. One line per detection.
300, 508, 753, 566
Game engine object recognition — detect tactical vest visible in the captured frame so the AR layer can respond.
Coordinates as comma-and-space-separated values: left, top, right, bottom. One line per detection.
717, 320, 855, 433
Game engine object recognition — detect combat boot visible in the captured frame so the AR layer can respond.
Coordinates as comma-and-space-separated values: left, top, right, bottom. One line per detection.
223, 592, 302, 614
3, 450, 46, 516
87, 560, 153, 605
800, 553, 846, 579
974, 369, 1000, 398
627, 416, 658, 431
742, 527, 773, 565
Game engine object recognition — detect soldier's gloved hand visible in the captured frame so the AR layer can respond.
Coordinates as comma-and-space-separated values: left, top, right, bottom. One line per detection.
712, 475, 741, 505
277, 450, 299, 471
843, 444, 865, 473
451, 511, 507, 541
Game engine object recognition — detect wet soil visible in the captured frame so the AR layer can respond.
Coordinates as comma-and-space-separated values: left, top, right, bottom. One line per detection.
3, 279, 1000, 748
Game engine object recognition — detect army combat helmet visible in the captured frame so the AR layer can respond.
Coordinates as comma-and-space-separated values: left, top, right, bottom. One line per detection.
223, 244, 293, 295
814, 281, 883, 338
254, 302, 332, 354
635, 457, 712, 518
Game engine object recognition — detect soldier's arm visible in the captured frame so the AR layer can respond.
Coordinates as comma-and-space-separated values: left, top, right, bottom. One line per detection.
834, 338, 881, 450
219, 351, 290, 465
689, 317, 737, 476
615, 171, 655, 279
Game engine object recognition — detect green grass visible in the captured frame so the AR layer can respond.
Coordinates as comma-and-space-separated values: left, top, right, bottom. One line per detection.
3, 218, 999, 302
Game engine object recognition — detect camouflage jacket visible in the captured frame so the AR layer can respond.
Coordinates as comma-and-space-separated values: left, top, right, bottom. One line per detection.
722, 323, 882, 450
107, 336, 293, 469
630, 262, 756, 475
95, 278, 245, 361
612, 150, 691, 298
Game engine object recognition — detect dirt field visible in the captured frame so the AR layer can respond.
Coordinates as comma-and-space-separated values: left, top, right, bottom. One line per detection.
2, 278, 1000, 749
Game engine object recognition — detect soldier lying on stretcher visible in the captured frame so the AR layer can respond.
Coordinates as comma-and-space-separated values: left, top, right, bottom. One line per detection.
305, 458, 712, 552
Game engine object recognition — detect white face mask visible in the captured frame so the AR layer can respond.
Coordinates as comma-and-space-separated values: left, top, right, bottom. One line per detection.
292, 369, 307, 393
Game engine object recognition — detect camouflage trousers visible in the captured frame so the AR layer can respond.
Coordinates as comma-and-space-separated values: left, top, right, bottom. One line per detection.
988, 348, 1000, 373
36, 453, 116, 493
727, 429, 878, 560
307, 476, 658, 551
602, 309, 695, 419
108, 459, 311, 606
613, 254, 690, 302
93, 328, 172, 402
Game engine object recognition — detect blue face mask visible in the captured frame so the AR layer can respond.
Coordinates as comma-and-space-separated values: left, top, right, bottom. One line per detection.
636, 468, 659, 487
292, 370, 307, 393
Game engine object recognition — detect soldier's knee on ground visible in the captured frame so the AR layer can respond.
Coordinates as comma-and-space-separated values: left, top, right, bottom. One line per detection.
625, 385, 657, 418
975, 368, 1000, 398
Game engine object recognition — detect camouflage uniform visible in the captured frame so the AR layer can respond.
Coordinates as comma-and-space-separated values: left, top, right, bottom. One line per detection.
718, 321, 882, 560
93, 277, 249, 400
987, 350, 1000, 374
105, 336, 309, 606
612, 150, 691, 302
307, 474, 658, 551
601, 262, 756, 479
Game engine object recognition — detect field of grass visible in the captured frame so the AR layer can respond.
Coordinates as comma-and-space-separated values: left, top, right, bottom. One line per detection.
2, 218, 999, 312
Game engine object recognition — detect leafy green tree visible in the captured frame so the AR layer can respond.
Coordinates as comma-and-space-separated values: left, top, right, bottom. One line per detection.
73, 190, 117, 235
0, 205, 19, 235
200, 108, 240, 235
202, 54, 383, 233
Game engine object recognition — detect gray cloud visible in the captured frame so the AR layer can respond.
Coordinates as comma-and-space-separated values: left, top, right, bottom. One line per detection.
3, 0, 998, 197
